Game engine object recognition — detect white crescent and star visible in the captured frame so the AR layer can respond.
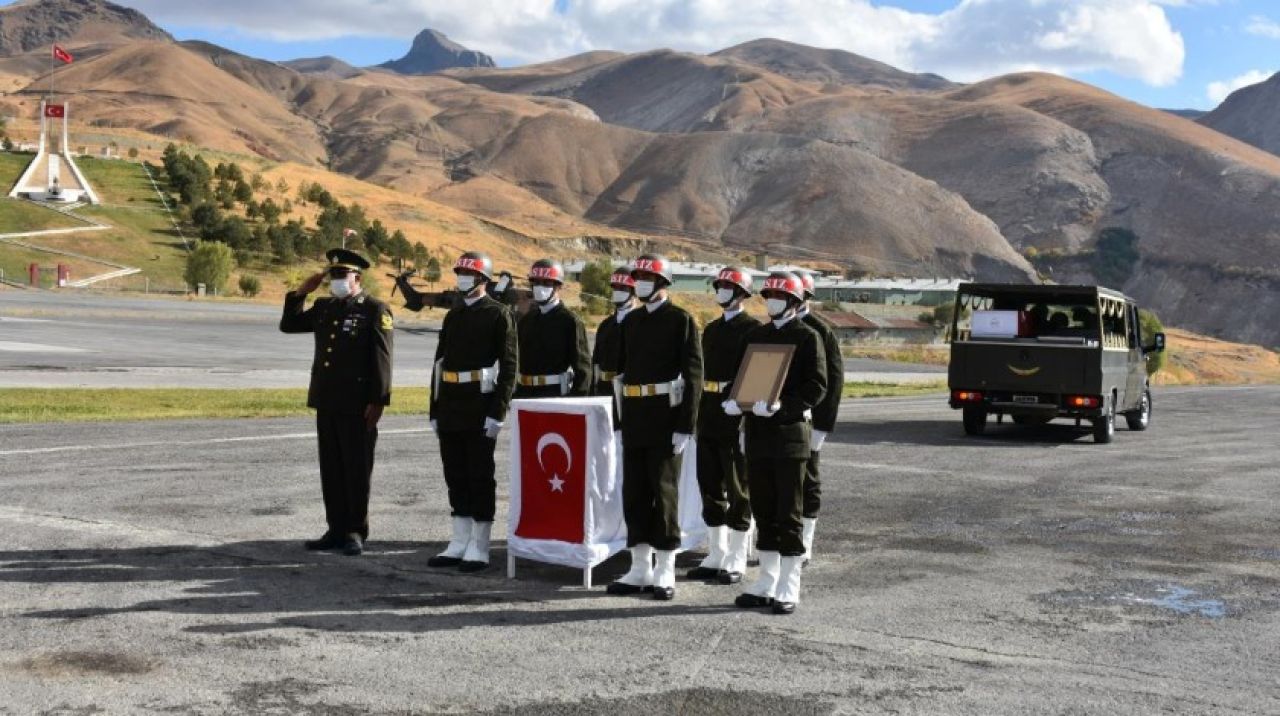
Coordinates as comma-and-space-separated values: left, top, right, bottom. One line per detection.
535, 432, 571, 493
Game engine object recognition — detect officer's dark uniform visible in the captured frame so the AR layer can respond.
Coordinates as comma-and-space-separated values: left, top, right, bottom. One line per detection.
741, 318, 826, 557
279, 250, 393, 546
696, 310, 761, 532
592, 307, 629, 423
514, 302, 591, 399
799, 309, 844, 518
431, 295, 517, 523
618, 300, 703, 550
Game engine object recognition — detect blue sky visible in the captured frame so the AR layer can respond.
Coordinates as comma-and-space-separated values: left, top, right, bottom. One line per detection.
10, 0, 1279, 110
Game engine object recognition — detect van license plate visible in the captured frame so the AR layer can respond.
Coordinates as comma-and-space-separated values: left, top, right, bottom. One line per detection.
1012, 395, 1038, 404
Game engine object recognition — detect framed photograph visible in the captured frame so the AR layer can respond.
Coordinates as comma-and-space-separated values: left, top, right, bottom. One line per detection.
729, 344, 795, 408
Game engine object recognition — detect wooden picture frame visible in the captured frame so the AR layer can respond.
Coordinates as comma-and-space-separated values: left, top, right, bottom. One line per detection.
729, 343, 795, 408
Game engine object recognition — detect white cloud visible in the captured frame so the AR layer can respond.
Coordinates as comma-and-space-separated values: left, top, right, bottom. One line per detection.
1206, 69, 1274, 104
119, 0, 1186, 86
1245, 15, 1280, 40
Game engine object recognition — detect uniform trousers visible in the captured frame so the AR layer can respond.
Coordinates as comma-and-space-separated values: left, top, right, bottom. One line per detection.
438, 429, 498, 522
622, 444, 682, 550
696, 434, 752, 531
803, 450, 822, 519
316, 410, 376, 539
747, 454, 806, 556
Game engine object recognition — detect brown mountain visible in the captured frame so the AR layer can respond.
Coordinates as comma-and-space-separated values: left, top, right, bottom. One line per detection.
0, 0, 171, 56
1199, 72, 1280, 156
378, 29, 494, 75
282, 55, 362, 80
713, 38, 954, 91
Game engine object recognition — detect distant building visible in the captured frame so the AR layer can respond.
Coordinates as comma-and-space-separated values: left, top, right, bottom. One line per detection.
816, 309, 939, 344
812, 277, 966, 307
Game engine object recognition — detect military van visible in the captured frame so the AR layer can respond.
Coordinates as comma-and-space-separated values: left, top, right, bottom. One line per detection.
947, 283, 1166, 443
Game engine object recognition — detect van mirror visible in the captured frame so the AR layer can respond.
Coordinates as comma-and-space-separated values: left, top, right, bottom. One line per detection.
1144, 332, 1166, 353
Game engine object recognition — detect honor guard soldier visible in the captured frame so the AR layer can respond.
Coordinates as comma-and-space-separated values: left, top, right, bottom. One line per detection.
592, 267, 638, 430
607, 254, 703, 600
280, 248, 394, 557
722, 271, 826, 614
514, 259, 591, 398
795, 271, 844, 564
688, 266, 761, 585
427, 252, 518, 572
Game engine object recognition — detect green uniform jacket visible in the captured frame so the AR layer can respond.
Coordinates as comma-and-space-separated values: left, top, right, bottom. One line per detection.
280, 291, 394, 414
515, 301, 591, 399
742, 317, 826, 459
801, 310, 844, 433
430, 294, 518, 431
619, 300, 703, 447
697, 311, 762, 439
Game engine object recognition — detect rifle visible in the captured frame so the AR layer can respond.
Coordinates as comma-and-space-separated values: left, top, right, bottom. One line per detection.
387, 269, 457, 312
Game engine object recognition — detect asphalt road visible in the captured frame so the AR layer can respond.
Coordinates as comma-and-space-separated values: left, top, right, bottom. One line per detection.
1, 386, 1278, 714
0, 292, 944, 387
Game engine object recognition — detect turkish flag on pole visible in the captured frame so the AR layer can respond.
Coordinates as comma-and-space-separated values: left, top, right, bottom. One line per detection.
53, 45, 74, 64
44, 104, 65, 118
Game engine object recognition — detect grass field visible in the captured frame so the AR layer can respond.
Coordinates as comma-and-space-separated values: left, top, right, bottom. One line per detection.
0, 198, 88, 233
0, 151, 35, 193
842, 381, 945, 398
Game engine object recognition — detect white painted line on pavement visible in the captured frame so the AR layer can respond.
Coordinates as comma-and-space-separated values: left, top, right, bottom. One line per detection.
0, 317, 54, 323
0, 340, 91, 354
0, 427, 431, 456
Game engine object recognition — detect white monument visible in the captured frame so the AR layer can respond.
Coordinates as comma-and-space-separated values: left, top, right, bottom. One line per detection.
8, 98, 100, 204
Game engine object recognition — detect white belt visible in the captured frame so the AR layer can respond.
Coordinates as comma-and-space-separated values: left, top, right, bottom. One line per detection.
519, 373, 563, 387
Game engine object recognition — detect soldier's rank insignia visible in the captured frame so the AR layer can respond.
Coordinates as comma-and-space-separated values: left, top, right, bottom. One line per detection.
381, 314, 394, 331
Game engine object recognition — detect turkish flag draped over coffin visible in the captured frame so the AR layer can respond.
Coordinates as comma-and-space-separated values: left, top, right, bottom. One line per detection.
508, 398, 625, 568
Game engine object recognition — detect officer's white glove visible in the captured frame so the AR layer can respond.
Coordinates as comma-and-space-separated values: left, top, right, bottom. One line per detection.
752, 400, 781, 417
484, 417, 503, 439
429, 419, 438, 434
721, 399, 742, 417
811, 429, 828, 452
672, 433, 691, 455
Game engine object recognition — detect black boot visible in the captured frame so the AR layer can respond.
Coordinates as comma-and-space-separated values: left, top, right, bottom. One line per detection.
734, 593, 774, 609
304, 531, 342, 551
341, 533, 364, 556
716, 570, 743, 585
685, 566, 720, 580
772, 601, 796, 615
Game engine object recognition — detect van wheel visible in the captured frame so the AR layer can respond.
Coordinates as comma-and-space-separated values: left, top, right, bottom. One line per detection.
962, 407, 987, 436
1125, 389, 1151, 431
1092, 398, 1115, 444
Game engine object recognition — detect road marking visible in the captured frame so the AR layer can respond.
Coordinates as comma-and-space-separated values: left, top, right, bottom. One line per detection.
0, 317, 54, 323
0, 427, 431, 456
0, 340, 91, 354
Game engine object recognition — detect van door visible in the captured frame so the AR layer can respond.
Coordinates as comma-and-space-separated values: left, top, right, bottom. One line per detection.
1124, 303, 1145, 410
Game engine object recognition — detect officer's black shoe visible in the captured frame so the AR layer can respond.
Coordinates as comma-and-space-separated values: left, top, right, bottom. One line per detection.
685, 566, 720, 580
652, 586, 675, 601
458, 560, 488, 573
716, 570, 743, 585
734, 593, 774, 609
605, 581, 651, 596
342, 534, 364, 556
427, 555, 464, 568
772, 601, 797, 615
304, 532, 342, 551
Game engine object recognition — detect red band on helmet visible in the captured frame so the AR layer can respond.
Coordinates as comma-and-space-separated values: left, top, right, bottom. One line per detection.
717, 269, 744, 284
633, 258, 665, 275
763, 276, 799, 292
529, 266, 562, 281
455, 257, 485, 272
610, 271, 636, 288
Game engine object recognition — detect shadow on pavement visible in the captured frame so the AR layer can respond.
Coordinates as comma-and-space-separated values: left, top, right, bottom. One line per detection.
1, 540, 733, 634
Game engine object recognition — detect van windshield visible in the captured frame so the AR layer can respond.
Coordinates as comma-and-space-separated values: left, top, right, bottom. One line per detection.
952, 291, 1101, 345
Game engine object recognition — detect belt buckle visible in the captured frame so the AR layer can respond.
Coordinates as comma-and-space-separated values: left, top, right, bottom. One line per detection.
443, 371, 459, 383
624, 385, 641, 397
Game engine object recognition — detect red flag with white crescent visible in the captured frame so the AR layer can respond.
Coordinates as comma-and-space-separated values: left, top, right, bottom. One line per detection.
44, 104, 65, 118
53, 45, 74, 64
515, 409, 587, 543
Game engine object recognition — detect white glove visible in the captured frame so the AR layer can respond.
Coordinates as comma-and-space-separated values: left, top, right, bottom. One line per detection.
721, 399, 742, 417
430, 419, 438, 434
672, 433, 691, 455
752, 400, 781, 417
484, 417, 503, 439
811, 429, 828, 452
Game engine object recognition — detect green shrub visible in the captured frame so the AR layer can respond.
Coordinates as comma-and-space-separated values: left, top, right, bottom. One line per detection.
1138, 308, 1166, 376
238, 274, 262, 297
184, 241, 235, 294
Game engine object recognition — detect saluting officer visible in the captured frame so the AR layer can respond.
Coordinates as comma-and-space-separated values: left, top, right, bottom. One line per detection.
607, 254, 703, 601
592, 267, 638, 427
514, 259, 591, 399
723, 271, 826, 614
687, 266, 761, 585
426, 252, 518, 572
795, 271, 844, 564
280, 248, 394, 557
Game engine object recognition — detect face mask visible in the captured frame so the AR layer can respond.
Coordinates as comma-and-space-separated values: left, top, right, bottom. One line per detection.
532, 285, 555, 304
494, 277, 511, 292
715, 288, 737, 307
766, 298, 790, 319
635, 280, 656, 300
329, 277, 353, 298
612, 289, 632, 305
457, 275, 476, 293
